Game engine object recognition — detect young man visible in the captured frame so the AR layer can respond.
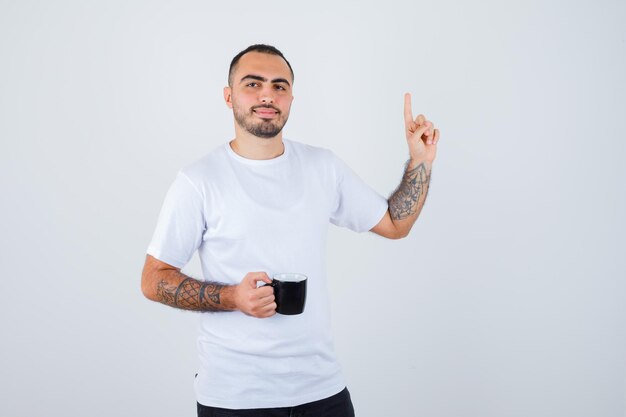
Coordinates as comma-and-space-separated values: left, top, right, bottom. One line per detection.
142, 44, 439, 416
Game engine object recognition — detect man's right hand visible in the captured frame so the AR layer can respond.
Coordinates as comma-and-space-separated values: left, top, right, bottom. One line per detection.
233, 272, 277, 318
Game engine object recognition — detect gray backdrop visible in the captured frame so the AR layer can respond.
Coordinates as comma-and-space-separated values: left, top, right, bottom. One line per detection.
1, 1, 624, 416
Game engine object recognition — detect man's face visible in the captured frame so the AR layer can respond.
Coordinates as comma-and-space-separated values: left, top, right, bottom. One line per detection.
224, 52, 294, 139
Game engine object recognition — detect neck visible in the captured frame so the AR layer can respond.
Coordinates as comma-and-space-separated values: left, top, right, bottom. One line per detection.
230, 126, 285, 160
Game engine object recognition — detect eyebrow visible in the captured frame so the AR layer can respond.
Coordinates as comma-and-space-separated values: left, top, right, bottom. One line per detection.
240, 74, 291, 87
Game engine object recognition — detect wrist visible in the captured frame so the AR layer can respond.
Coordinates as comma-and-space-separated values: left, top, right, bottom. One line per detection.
407, 158, 432, 171
220, 285, 239, 311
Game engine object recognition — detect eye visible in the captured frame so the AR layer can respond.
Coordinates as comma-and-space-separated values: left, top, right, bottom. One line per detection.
246, 82, 259, 87
275, 85, 286, 91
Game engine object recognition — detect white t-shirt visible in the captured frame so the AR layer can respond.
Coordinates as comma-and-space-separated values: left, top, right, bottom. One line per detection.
147, 138, 388, 409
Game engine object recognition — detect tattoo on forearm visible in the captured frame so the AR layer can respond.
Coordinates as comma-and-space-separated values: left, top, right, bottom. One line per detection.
389, 161, 431, 220
156, 277, 225, 312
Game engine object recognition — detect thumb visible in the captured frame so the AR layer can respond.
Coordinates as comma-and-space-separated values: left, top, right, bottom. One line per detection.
410, 123, 431, 140
258, 272, 272, 285
245, 272, 272, 287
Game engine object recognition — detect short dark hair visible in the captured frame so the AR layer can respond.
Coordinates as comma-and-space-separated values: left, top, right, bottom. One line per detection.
228, 44, 294, 87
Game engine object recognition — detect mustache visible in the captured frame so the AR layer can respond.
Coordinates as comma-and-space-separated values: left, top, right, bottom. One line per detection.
252, 105, 280, 113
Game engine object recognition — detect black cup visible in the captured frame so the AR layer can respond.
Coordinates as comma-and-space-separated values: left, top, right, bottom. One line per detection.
267, 273, 307, 315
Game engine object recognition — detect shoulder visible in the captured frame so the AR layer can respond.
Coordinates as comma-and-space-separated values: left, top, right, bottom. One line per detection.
285, 139, 353, 192
178, 142, 229, 185
285, 137, 337, 165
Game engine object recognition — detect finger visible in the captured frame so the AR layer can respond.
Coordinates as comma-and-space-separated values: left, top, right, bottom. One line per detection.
256, 286, 274, 298
244, 274, 259, 288
252, 272, 272, 285
424, 123, 437, 144
244, 274, 263, 288
416, 114, 426, 126
258, 291, 275, 304
428, 123, 435, 145
404, 93, 413, 126
411, 123, 431, 140
259, 302, 277, 318
261, 303, 276, 319
421, 121, 432, 137
433, 129, 440, 145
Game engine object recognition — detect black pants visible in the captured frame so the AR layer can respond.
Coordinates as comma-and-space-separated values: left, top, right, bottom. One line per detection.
197, 387, 355, 417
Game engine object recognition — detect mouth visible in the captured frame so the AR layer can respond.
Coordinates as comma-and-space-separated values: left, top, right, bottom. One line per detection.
253, 108, 278, 118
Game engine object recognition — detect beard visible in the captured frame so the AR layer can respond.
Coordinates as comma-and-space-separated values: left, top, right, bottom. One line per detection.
232, 103, 289, 139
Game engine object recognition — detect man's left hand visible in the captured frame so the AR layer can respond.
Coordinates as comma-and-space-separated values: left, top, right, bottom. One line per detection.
404, 92, 440, 164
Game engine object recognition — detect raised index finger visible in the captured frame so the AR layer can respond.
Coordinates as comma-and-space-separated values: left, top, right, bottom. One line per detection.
404, 93, 413, 126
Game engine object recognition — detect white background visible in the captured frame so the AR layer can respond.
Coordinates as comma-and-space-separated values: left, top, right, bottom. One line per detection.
1, 1, 625, 416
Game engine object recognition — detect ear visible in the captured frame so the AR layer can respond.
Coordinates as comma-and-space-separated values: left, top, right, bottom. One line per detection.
223, 86, 232, 109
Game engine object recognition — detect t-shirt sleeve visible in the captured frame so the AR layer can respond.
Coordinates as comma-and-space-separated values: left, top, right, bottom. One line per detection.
329, 153, 389, 233
146, 171, 206, 268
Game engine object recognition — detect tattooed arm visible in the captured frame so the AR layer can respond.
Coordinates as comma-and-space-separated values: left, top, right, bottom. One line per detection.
141, 255, 276, 317
370, 159, 432, 239
370, 94, 439, 240
389, 159, 432, 237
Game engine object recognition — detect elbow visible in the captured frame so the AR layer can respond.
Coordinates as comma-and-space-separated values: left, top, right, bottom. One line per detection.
380, 229, 406, 240
391, 224, 409, 240
141, 269, 158, 302
393, 230, 408, 240
141, 254, 179, 302
141, 276, 155, 301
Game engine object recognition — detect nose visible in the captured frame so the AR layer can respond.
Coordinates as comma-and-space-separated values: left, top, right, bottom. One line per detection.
259, 85, 275, 105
